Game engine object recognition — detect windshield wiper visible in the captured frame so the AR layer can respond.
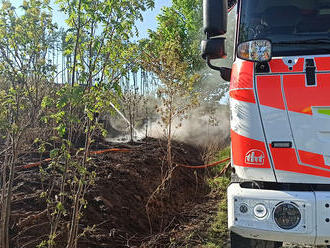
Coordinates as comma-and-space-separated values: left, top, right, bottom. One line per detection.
273, 39, 330, 45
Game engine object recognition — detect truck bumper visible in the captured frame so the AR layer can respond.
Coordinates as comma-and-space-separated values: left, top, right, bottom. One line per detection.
227, 183, 330, 245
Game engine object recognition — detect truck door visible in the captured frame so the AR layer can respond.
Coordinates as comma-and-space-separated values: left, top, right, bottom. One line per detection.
256, 57, 330, 183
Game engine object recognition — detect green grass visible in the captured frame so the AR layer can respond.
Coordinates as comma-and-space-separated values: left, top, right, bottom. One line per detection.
204, 177, 230, 248
168, 146, 231, 248
202, 146, 231, 248
212, 146, 231, 173
217, 146, 231, 161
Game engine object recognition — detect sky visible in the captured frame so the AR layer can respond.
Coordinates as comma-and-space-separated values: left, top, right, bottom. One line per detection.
135, 0, 172, 38
11, 0, 172, 39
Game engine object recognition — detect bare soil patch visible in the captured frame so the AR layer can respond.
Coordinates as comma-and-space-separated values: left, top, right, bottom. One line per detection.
9, 137, 220, 248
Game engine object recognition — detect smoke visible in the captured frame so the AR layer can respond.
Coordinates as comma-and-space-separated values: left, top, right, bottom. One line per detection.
147, 104, 230, 147
106, 7, 236, 146
105, 102, 230, 148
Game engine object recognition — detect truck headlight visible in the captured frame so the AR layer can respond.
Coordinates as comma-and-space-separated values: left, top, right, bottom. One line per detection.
237, 39, 272, 62
274, 202, 301, 230
253, 204, 267, 219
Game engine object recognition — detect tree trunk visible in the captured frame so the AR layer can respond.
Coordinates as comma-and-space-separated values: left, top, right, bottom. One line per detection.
71, 0, 82, 86
0, 141, 17, 248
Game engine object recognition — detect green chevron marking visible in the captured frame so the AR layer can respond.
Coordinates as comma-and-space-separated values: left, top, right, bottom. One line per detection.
318, 109, 330, 116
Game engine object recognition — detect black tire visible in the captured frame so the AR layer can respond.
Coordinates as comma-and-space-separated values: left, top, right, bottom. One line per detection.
230, 231, 282, 248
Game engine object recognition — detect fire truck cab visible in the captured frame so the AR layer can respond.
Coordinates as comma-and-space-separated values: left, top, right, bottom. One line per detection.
202, 0, 330, 247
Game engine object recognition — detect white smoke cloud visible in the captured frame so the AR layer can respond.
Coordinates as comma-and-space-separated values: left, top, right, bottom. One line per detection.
146, 104, 230, 147
106, 104, 230, 148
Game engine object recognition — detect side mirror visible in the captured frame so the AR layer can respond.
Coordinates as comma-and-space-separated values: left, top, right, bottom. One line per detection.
201, 38, 226, 60
202, 0, 231, 82
203, 0, 228, 37
237, 40, 272, 62
201, 37, 231, 82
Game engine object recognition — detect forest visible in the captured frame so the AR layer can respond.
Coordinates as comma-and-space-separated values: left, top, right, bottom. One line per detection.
0, 0, 236, 247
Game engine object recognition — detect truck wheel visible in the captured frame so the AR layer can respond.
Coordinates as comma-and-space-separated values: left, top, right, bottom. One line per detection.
230, 231, 282, 248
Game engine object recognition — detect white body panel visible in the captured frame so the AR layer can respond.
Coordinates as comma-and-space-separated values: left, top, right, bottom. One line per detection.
233, 166, 276, 182
253, 59, 330, 183
228, 183, 325, 245
230, 97, 277, 181
230, 98, 265, 142
259, 104, 293, 142
315, 192, 330, 244
275, 170, 330, 184
290, 110, 330, 165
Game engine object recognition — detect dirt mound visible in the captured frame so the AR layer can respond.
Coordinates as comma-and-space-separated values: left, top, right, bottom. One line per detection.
9, 137, 210, 248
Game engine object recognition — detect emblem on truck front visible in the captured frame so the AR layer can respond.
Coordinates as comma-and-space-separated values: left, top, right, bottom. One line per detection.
245, 149, 265, 165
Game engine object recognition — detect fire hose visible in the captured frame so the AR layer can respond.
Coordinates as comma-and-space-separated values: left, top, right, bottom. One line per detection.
178, 157, 230, 169
20, 148, 131, 170
19, 148, 231, 171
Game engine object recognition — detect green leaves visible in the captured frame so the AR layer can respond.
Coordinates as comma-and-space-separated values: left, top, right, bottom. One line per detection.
56, 124, 66, 137
56, 0, 155, 87
56, 201, 65, 213
139, 2, 202, 162
0, 0, 57, 91
144, 0, 204, 74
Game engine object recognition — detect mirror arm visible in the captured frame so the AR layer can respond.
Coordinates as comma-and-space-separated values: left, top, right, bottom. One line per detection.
207, 57, 221, 71
207, 57, 232, 82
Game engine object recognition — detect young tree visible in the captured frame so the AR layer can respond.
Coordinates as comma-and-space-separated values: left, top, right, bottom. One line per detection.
155, 0, 232, 103
118, 70, 147, 143
40, 83, 113, 248
139, 2, 204, 232
140, 0, 203, 168
141, 35, 199, 167
140, 34, 199, 233
0, 1, 57, 247
41, 0, 155, 247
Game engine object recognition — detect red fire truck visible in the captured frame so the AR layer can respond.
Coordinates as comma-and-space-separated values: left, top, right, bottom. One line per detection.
202, 0, 330, 247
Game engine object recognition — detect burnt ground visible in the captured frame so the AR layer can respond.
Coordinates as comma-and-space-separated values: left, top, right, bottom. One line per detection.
8, 137, 226, 248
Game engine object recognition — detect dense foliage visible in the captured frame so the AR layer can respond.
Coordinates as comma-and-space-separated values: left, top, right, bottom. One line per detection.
0, 0, 231, 247
0, 0, 155, 247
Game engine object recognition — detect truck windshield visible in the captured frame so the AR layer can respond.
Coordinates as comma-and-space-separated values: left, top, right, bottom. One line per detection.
238, 0, 330, 57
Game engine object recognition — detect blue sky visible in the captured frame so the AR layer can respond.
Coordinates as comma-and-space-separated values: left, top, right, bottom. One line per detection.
11, 0, 172, 39
136, 0, 172, 38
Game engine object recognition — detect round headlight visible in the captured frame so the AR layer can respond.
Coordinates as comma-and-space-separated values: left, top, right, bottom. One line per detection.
274, 203, 301, 230
253, 204, 267, 219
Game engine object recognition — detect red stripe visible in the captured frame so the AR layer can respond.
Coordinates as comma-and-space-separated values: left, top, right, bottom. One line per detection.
269, 58, 304, 73
229, 89, 255, 103
283, 74, 330, 115
230, 59, 254, 90
231, 130, 270, 168
271, 146, 330, 178
257, 75, 285, 110
299, 150, 326, 168
315, 57, 330, 71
